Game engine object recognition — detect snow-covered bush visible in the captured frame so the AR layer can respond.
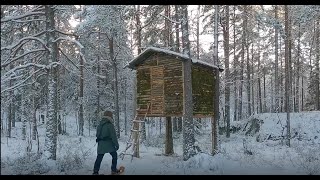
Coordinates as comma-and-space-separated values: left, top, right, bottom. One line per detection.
292, 145, 320, 175
7, 152, 50, 175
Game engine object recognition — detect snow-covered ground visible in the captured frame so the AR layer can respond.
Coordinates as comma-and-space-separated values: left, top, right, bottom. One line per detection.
1, 112, 320, 175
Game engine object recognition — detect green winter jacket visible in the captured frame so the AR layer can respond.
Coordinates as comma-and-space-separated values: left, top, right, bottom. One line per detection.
96, 117, 119, 154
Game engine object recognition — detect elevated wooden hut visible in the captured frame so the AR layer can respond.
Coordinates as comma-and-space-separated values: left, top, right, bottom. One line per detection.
126, 47, 223, 118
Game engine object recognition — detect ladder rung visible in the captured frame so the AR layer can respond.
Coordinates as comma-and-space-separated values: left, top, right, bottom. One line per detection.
137, 109, 148, 114
121, 153, 134, 156
122, 103, 150, 161
133, 120, 145, 123
131, 129, 141, 132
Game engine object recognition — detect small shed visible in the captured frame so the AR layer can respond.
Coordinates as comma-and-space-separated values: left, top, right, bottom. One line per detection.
126, 47, 223, 118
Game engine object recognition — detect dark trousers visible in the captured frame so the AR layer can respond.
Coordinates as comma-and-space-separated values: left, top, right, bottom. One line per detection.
93, 151, 118, 173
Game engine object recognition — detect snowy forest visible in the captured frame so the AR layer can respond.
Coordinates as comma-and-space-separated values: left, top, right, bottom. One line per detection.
1, 5, 320, 175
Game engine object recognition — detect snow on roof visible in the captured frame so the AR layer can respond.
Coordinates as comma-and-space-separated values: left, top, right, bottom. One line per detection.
125, 46, 221, 70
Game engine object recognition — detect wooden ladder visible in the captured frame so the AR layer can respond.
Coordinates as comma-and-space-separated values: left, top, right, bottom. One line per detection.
120, 104, 150, 161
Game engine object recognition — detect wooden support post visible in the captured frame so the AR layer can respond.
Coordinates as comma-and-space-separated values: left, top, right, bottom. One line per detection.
165, 116, 174, 155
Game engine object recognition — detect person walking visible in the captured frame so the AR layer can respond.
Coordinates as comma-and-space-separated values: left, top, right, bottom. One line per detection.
93, 110, 120, 175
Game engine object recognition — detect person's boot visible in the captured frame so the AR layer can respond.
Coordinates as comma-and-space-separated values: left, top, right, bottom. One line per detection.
92, 171, 99, 175
111, 169, 120, 175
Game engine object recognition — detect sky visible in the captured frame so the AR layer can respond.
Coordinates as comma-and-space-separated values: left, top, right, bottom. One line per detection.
68, 5, 214, 54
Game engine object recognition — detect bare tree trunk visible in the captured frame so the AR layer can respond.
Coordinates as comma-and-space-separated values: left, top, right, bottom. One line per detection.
274, 5, 279, 112
96, 55, 100, 126
263, 67, 267, 112
257, 23, 262, 114
44, 5, 58, 160
172, 117, 177, 132
169, 6, 175, 50
22, 93, 26, 140
165, 117, 174, 155
239, 6, 245, 120
196, 5, 200, 59
233, 5, 238, 121
174, 5, 180, 53
159, 118, 162, 135
132, 5, 141, 128
136, 5, 142, 54
294, 23, 301, 112
302, 73, 304, 111
280, 37, 284, 112
7, 95, 12, 138
57, 78, 62, 135
123, 78, 127, 136
244, 5, 251, 117
251, 44, 255, 114
177, 117, 182, 132
77, 8, 84, 136
7, 40, 14, 137
165, 5, 170, 47
32, 60, 38, 140
110, 37, 120, 138
284, 5, 291, 147
95, 31, 101, 127
212, 5, 219, 155
316, 19, 320, 110
181, 5, 196, 161
79, 43, 84, 136
222, 5, 230, 137
11, 101, 16, 128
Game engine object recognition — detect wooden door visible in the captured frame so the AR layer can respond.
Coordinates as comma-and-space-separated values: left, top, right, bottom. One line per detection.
151, 66, 164, 115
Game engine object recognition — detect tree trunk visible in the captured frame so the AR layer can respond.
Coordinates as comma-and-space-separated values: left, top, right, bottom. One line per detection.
244, 5, 251, 117
110, 37, 120, 138
22, 93, 26, 140
7, 62, 14, 137
196, 5, 200, 59
11, 96, 15, 128
44, 5, 58, 160
136, 5, 142, 54
169, 6, 175, 50
212, 5, 219, 155
239, 6, 245, 120
132, 5, 141, 128
263, 67, 267, 112
316, 19, 320, 110
251, 44, 255, 114
294, 23, 301, 112
165, 116, 174, 155
222, 5, 230, 138
56, 17, 62, 135
177, 117, 182, 132
181, 5, 196, 161
96, 54, 100, 127
7, 98, 12, 138
274, 5, 279, 112
79, 42, 84, 136
284, 5, 291, 147
165, 5, 170, 47
257, 23, 262, 114
279, 37, 284, 112
172, 117, 177, 132
123, 78, 127, 135
174, 5, 180, 52
32, 106, 37, 140
95, 31, 101, 127
233, 5, 238, 122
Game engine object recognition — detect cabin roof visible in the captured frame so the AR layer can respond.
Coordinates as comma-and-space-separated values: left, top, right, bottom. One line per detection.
125, 47, 222, 70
